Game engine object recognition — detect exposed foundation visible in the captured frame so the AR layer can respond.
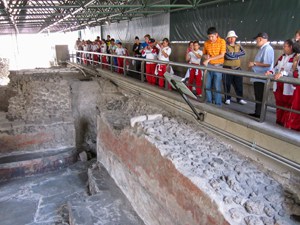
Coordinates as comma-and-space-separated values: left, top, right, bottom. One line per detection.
95, 80, 300, 225
0, 68, 78, 180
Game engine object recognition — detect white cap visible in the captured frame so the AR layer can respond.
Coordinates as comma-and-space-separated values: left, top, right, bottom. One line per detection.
226, 30, 238, 39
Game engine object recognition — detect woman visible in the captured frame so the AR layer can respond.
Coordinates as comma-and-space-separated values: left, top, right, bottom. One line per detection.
265, 39, 297, 126
285, 44, 300, 131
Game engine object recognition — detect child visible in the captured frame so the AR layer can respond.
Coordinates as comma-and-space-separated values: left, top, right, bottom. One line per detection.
155, 38, 172, 88
142, 38, 159, 85
182, 41, 194, 82
186, 41, 203, 96
115, 42, 126, 74
100, 39, 108, 69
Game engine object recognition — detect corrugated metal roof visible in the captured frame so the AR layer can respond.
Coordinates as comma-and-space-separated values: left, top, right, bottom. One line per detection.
0, 0, 227, 34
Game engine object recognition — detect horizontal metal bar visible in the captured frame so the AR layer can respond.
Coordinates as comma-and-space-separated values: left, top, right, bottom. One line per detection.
13, 10, 165, 18
11, 4, 193, 10
69, 62, 300, 172
76, 50, 300, 85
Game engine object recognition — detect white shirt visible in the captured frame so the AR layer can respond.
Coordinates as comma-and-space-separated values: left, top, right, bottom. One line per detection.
100, 43, 107, 53
115, 47, 126, 56
91, 44, 99, 52
188, 50, 203, 64
142, 48, 158, 62
272, 53, 296, 95
156, 44, 171, 61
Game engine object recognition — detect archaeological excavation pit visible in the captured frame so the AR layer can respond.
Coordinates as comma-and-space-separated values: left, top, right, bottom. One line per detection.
0, 67, 300, 225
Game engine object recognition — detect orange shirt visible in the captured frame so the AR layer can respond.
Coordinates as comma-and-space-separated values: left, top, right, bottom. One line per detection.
203, 37, 226, 65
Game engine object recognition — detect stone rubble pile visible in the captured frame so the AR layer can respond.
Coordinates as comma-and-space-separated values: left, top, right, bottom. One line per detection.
134, 116, 300, 225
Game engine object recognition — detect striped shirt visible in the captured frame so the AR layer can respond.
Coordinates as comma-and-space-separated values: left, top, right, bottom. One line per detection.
203, 37, 226, 65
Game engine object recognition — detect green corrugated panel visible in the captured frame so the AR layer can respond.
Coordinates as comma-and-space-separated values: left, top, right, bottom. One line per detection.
170, 0, 300, 41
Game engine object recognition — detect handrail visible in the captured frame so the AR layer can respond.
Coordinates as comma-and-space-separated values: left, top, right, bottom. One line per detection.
76, 50, 300, 85
74, 50, 300, 123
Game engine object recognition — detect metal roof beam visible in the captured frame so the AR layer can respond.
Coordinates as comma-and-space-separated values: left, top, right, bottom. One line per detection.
1, 0, 19, 33
11, 4, 194, 9
38, 0, 96, 33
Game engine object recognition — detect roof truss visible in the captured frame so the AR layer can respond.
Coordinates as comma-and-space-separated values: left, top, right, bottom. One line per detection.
0, 0, 230, 34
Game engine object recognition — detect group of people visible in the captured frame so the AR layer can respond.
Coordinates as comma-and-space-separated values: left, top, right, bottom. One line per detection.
74, 28, 300, 131
75, 35, 129, 73
179, 27, 300, 131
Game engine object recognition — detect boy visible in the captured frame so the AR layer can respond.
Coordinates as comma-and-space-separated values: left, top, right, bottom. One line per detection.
186, 41, 203, 96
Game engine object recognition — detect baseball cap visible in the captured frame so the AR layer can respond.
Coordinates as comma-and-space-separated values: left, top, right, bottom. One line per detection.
253, 32, 269, 40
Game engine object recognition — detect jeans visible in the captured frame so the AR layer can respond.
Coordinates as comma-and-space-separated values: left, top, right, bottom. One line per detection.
206, 70, 222, 105
223, 67, 243, 101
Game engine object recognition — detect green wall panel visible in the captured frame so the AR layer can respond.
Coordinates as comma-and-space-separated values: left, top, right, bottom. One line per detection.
170, 0, 300, 41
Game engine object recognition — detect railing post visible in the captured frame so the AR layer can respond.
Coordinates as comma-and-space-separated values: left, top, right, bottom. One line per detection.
259, 78, 271, 122
200, 69, 208, 102
123, 58, 127, 76
164, 63, 169, 90
110, 55, 113, 72
141, 61, 145, 82
100, 53, 102, 67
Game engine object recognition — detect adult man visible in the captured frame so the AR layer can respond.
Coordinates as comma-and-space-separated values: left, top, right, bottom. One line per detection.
223, 30, 247, 105
248, 32, 274, 118
203, 27, 226, 105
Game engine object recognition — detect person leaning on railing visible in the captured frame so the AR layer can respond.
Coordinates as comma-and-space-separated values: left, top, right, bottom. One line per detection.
202, 27, 226, 106
285, 42, 300, 131
265, 39, 297, 126
248, 32, 274, 118
223, 30, 247, 105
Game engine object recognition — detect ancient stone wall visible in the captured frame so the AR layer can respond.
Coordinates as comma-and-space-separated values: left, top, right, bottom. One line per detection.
0, 71, 75, 156
7, 74, 71, 121
95, 86, 300, 225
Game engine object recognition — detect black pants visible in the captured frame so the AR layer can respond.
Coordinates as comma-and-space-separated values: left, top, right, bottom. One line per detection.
223, 67, 243, 101
253, 82, 265, 116
135, 58, 141, 73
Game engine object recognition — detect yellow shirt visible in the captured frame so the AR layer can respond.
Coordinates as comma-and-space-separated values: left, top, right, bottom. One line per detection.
203, 37, 226, 65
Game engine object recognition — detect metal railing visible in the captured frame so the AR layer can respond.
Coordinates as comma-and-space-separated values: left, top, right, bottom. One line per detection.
72, 50, 300, 123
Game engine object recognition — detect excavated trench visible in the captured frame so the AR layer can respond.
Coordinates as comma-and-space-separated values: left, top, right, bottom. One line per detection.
0, 67, 299, 225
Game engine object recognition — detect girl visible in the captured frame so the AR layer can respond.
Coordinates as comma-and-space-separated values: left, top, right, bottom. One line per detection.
155, 38, 172, 88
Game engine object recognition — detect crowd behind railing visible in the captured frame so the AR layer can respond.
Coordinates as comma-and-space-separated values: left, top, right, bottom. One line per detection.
74, 27, 300, 132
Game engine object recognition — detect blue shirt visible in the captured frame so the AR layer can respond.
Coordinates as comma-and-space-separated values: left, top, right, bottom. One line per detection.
251, 42, 274, 83
141, 42, 148, 58
141, 42, 148, 48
